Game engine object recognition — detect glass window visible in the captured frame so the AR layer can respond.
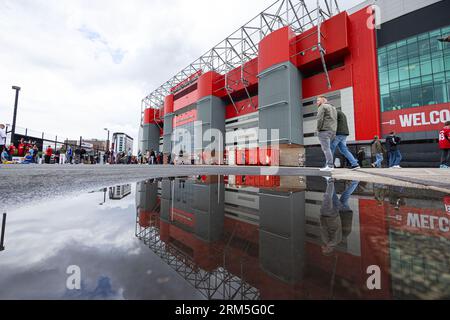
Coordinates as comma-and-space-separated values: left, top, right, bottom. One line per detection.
380, 71, 389, 85
444, 54, 450, 71
389, 69, 399, 83
409, 60, 421, 78
431, 40, 443, 58
390, 89, 401, 110
387, 49, 398, 65
400, 87, 411, 108
432, 57, 445, 73
434, 72, 447, 104
397, 43, 408, 63
422, 79, 435, 105
407, 41, 419, 59
399, 66, 409, 81
420, 60, 432, 76
378, 52, 388, 67
410, 85, 422, 107
418, 38, 431, 56
378, 25, 450, 112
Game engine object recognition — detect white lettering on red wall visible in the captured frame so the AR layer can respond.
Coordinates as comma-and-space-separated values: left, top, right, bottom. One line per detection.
381, 103, 450, 135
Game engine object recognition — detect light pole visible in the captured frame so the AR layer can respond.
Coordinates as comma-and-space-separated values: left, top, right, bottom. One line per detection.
104, 128, 110, 163
11, 86, 21, 145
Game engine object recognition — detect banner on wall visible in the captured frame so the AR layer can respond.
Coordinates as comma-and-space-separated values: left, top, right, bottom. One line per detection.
381, 103, 450, 135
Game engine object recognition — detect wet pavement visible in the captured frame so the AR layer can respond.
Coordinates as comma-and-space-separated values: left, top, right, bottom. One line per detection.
1, 174, 449, 300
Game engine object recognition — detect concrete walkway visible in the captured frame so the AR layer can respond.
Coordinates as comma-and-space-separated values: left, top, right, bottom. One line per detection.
0, 164, 449, 212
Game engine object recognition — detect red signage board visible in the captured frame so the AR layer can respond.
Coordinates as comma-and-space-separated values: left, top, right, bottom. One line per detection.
381, 103, 450, 135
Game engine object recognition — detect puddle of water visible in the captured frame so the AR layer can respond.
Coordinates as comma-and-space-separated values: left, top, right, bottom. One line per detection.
1, 175, 449, 300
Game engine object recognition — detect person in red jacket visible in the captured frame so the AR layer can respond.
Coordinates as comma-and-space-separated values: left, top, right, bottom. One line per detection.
17, 138, 26, 157
439, 121, 450, 169
44, 145, 53, 164
8, 144, 16, 157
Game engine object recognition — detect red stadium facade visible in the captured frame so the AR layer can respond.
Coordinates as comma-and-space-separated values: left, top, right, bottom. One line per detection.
140, 0, 450, 167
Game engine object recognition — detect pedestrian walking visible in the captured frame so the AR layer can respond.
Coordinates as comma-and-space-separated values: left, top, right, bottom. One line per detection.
330, 110, 360, 169
44, 145, 53, 164
439, 121, 450, 169
316, 96, 337, 172
386, 131, 402, 168
66, 147, 73, 164
0, 124, 6, 153
54, 149, 60, 165
31, 145, 39, 163
127, 148, 132, 164
371, 136, 386, 168
150, 149, 156, 165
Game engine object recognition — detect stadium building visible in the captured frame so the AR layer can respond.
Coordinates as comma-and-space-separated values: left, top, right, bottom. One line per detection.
139, 0, 450, 167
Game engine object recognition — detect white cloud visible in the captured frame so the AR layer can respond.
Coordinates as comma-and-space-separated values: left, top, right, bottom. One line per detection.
0, 0, 363, 152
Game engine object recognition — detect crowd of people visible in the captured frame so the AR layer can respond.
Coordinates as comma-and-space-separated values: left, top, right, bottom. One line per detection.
2, 114, 450, 168
315, 96, 450, 171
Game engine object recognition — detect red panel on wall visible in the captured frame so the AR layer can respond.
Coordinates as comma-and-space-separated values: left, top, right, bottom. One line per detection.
173, 109, 197, 128
225, 58, 259, 95
225, 96, 259, 119
143, 108, 162, 125
197, 71, 225, 99
381, 103, 450, 135
164, 94, 174, 115
349, 7, 381, 140
302, 66, 352, 99
294, 11, 349, 71
173, 90, 199, 112
258, 26, 296, 73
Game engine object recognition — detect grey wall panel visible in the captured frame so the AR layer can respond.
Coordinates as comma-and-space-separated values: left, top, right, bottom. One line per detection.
137, 181, 159, 212
192, 182, 225, 242
141, 123, 160, 153
163, 114, 174, 154
196, 96, 226, 154
258, 191, 306, 284
160, 179, 173, 221
258, 62, 303, 146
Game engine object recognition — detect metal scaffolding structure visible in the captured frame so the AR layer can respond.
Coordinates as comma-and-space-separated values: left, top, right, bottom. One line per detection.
135, 220, 260, 300
141, 0, 340, 115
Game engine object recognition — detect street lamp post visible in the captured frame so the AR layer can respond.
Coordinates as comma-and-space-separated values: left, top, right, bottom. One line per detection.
104, 128, 110, 163
11, 86, 21, 145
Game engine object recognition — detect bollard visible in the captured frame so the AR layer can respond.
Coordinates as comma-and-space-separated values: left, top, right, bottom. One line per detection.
0, 213, 6, 251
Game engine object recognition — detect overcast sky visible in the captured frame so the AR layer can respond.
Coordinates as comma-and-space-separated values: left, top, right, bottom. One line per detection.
0, 0, 362, 151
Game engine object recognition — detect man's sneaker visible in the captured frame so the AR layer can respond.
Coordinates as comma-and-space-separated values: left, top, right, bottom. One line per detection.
393, 165, 402, 169
371, 163, 376, 168
320, 166, 334, 172
351, 165, 361, 170
440, 164, 449, 169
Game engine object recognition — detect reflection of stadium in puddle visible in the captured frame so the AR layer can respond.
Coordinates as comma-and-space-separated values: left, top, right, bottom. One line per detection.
136, 176, 450, 300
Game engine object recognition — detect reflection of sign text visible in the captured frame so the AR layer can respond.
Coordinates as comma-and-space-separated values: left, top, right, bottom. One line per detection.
406, 213, 449, 233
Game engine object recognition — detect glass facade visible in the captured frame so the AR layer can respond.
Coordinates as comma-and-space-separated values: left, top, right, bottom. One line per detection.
378, 25, 450, 112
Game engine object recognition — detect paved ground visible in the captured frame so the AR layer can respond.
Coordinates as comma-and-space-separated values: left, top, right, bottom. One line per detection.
1, 164, 449, 212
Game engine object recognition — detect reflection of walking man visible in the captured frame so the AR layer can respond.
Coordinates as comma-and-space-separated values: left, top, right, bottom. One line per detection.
320, 179, 359, 256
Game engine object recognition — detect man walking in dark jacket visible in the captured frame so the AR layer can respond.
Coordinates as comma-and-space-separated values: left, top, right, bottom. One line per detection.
386, 131, 402, 168
330, 110, 360, 170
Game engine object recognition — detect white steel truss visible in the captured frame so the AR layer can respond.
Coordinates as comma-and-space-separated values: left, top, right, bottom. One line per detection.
141, 0, 340, 120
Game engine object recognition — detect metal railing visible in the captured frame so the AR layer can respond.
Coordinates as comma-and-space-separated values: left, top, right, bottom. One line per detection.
4, 125, 107, 154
